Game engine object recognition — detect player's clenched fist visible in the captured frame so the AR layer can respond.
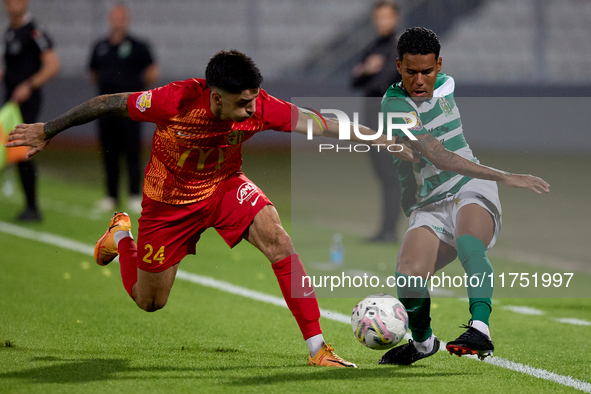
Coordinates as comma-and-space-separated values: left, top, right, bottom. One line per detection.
5, 122, 49, 159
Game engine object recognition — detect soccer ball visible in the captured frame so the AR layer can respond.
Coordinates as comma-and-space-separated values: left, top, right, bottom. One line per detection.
351, 293, 408, 350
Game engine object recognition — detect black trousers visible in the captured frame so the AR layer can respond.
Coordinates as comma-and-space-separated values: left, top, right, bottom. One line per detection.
363, 97, 402, 236
98, 115, 142, 200
369, 148, 402, 236
5, 91, 41, 211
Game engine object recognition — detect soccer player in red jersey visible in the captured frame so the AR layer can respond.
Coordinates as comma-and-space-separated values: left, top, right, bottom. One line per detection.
6, 50, 414, 368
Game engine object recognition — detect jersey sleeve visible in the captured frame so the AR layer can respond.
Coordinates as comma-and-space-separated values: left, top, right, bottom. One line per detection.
381, 96, 429, 138
127, 82, 187, 125
260, 91, 297, 132
31, 27, 53, 53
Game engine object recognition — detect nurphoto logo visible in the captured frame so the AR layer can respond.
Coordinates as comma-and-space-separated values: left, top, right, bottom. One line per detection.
302, 108, 418, 153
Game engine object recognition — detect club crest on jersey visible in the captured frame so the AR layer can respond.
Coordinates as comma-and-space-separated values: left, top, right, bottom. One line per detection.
405, 111, 422, 131
136, 92, 152, 112
32, 29, 49, 51
237, 182, 257, 204
438, 97, 453, 116
227, 130, 245, 145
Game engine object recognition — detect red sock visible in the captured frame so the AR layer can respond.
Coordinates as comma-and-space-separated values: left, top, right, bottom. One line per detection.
272, 253, 322, 340
118, 238, 138, 299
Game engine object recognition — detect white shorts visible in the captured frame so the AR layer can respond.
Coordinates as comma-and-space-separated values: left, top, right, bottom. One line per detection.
407, 179, 502, 250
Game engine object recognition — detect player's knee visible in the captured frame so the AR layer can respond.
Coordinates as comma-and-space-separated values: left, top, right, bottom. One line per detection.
277, 231, 293, 253
396, 257, 431, 279
266, 230, 293, 262
135, 295, 168, 312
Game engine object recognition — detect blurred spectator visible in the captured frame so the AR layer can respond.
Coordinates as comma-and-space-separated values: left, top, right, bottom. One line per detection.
89, 3, 159, 213
2, 0, 60, 222
351, 0, 402, 243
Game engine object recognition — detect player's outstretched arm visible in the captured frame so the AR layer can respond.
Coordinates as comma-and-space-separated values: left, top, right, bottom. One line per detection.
5, 93, 131, 159
411, 133, 550, 194
293, 108, 417, 162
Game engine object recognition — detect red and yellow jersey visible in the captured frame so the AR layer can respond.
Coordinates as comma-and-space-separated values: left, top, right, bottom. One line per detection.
127, 78, 295, 205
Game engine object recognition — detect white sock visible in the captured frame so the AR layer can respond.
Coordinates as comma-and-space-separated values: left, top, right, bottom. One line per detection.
413, 334, 436, 354
306, 334, 325, 356
114, 230, 133, 247
470, 320, 491, 339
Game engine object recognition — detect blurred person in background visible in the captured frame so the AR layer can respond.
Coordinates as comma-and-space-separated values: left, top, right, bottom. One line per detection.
2, 0, 60, 221
351, 0, 403, 243
89, 3, 159, 213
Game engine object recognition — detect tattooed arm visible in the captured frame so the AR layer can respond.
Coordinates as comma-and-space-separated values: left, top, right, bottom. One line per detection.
5, 93, 131, 158
45, 93, 130, 138
410, 133, 550, 194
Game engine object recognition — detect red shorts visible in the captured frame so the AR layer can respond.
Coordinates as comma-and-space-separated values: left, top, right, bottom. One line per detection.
136, 172, 272, 273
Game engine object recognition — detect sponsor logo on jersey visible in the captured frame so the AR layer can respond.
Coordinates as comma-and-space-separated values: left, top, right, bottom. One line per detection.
250, 194, 261, 207
438, 97, 453, 116
32, 29, 49, 52
136, 92, 152, 112
455, 198, 462, 206
237, 182, 258, 204
431, 225, 454, 240
406, 111, 423, 131
226, 130, 245, 145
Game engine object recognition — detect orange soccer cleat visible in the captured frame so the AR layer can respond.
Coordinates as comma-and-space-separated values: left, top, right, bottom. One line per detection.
308, 344, 357, 368
94, 212, 132, 266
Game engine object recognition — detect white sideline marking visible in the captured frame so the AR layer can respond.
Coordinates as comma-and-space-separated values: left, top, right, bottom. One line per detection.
484, 357, 591, 392
501, 306, 591, 326
176, 270, 352, 325
0, 221, 95, 256
502, 306, 545, 315
1, 221, 590, 393
0, 221, 119, 263
555, 318, 591, 326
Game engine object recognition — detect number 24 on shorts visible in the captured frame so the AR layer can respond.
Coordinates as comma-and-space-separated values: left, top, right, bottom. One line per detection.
143, 244, 165, 265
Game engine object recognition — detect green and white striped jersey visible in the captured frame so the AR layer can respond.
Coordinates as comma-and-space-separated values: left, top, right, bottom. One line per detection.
382, 73, 477, 216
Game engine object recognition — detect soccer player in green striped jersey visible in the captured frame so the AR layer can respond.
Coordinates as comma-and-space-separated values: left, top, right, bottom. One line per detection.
378, 27, 550, 365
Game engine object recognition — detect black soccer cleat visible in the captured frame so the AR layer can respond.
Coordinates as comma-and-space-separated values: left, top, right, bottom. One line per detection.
379, 337, 440, 365
16, 207, 42, 222
446, 323, 494, 360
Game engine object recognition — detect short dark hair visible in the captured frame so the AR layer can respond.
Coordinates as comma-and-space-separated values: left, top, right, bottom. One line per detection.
397, 27, 441, 60
374, 0, 399, 13
205, 50, 263, 94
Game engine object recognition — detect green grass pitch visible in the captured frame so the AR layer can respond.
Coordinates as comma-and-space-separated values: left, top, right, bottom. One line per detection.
0, 146, 590, 393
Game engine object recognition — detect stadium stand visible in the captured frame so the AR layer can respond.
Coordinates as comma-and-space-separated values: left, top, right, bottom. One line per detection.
0, 0, 589, 150
0, 0, 367, 79
0, 0, 589, 84
439, 0, 591, 84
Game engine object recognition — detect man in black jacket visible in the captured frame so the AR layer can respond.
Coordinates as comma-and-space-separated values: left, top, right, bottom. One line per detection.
351, 0, 402, 242
2, 0, 60, 221
89, 3, 159, 214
